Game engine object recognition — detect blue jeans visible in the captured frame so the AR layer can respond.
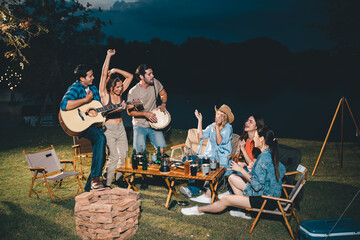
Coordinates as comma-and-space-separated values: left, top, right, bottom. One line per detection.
133, 125, 166, 152
82, 126, 106, 191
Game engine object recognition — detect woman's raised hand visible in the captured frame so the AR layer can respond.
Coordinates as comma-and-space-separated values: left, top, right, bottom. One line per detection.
194, 109, 202, 121
107, 49, 116, 56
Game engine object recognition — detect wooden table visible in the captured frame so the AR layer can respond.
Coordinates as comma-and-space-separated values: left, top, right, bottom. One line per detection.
115, 164, 225, 208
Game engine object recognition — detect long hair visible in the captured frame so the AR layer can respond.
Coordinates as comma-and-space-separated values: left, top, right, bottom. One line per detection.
106, 73, 124, 94
240, 114, 265, 159
240, 114, 265, 141
257, 127, 280, 181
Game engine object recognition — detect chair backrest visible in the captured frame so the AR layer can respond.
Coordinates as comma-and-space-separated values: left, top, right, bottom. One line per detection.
73, 136, 92, 155
24, 146, 62, 177
184, 128, 208, 155
184, 129, 240, 156
284, 166, 307, 211
279, 144, 301, 185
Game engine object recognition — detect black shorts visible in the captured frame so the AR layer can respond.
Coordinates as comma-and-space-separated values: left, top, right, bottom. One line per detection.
249, 196, 278, 210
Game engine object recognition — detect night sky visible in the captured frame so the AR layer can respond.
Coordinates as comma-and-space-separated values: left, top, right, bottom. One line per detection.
80, 0, 334, 52
76, 0, 358, 141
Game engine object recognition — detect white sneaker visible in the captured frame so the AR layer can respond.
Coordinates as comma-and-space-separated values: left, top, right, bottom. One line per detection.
218, 191, 231, 199
190, 193, 211, 204
181, 205, 204, 216
229, 210, 252, 219
180, 186, 192, 198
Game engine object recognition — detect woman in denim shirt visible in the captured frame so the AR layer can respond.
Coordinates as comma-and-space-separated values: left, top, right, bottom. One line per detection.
181, 127, 286, 216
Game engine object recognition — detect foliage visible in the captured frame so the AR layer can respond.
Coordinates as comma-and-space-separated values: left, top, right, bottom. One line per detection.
0, 1, 48, 64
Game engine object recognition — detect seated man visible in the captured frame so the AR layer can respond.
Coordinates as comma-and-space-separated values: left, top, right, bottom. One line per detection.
60, 64, 106, 191
180, 104, 234, 203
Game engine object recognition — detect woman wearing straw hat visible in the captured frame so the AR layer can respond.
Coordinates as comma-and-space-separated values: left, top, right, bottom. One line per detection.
180, 104, 234, 203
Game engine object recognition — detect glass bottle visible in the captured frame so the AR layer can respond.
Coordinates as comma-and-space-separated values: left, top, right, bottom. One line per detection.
184, 160, 190, 175
131, 149, 138, 169
142, 149, 148, 170
156, 146, 161, 164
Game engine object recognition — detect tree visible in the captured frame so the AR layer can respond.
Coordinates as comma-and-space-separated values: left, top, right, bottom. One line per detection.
4, 0, 105, 125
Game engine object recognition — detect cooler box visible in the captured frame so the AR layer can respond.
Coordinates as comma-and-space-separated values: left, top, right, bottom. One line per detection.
300, 218, 360, 240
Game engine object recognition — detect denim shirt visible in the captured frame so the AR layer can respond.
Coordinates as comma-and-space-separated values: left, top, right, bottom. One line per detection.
243, 148, 286, 197
60, 81, 101, 111
198, 122, 233, 166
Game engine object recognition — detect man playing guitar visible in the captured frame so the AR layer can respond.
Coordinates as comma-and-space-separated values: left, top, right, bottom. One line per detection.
60, 64, 106, 191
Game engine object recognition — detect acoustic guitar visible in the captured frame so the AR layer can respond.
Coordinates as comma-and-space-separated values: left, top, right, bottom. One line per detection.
59, 99, 142, 136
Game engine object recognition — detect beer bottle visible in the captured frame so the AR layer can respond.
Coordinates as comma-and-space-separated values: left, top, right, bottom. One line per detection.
233, 151, 240, 163
132, 149, 138, 169
142, 149, 148, 170
184, 160, 190, 175
156, 146, 161, 164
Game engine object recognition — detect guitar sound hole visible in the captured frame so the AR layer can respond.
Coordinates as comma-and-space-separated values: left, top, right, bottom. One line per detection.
87, 109, 98, 117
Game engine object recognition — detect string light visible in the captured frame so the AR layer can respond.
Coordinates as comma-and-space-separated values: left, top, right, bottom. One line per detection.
0, 64, 22, 91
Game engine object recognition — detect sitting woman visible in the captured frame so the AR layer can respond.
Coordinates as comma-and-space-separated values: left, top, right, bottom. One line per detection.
219, 114, 265, 200
181, 127, 286, 217
180, 105, 234, 203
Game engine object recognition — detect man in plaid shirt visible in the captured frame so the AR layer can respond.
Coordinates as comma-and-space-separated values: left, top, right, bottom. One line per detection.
60, 64, 106, 191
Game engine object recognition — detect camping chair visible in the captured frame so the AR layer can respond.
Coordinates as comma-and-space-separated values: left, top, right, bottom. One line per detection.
170, 128, 240, 161
246, 164, 307, 239
279, 144, 302, 185
170, 128, 209, 161
72, 136, 93, 180
23, 145, 84, 200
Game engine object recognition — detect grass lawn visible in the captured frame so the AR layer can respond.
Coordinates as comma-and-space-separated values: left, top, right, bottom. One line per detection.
0, 125, 359, 240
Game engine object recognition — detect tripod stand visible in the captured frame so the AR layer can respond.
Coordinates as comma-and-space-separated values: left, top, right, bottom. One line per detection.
312, 97, 360, 176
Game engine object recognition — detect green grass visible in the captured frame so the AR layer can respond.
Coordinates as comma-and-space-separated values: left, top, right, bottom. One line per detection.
0, 126, 359, 240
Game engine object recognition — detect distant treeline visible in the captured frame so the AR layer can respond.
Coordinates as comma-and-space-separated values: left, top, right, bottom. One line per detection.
1, 35, 359, 106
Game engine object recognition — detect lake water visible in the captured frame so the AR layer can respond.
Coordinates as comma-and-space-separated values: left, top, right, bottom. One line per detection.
123, 92, 360, 142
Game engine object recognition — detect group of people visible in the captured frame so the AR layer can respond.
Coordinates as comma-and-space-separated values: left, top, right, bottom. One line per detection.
60, 49, 287, 219
60, 49, 168, 191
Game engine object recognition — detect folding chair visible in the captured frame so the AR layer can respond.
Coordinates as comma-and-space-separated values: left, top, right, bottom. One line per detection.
279, 144, 302, 185
170, 128, 240, 161
72, 136, 93, 180
246, 165, 307, 239
170, 128, 208, 161
23, 145, 84, 200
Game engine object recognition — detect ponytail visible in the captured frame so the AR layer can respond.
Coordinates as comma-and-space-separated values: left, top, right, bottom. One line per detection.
258, 128, 280, 181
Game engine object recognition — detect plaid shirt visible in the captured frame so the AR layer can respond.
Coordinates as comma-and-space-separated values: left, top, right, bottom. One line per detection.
60, 81, 101, 111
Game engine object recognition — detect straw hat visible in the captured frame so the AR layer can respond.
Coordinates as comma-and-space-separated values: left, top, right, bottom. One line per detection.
215, 104, 234, 124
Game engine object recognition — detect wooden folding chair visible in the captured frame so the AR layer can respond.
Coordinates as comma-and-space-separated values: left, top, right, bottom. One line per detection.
246, 165, 307, 239
23, 145, 84, 200
72, 136, 93, 180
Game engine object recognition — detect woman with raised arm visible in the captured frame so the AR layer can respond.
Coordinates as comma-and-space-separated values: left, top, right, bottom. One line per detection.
181, 127, 286, 218
99, 49, 133, 188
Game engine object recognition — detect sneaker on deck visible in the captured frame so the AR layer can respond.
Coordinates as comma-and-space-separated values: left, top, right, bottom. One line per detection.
181, 206, 204, 216
229, 210, 252, 219
190, 193, 211, 204
180, 186, 192, 198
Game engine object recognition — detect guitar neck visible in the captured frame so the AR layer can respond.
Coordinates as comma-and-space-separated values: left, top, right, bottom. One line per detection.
96, 103, 123, 113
